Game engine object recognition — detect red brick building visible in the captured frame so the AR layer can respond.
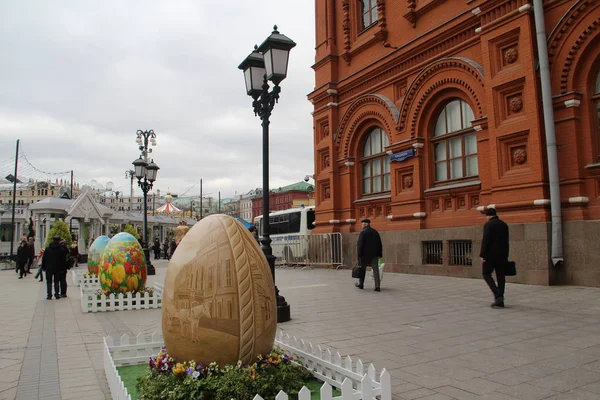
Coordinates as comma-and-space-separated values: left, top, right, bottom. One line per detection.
309, 0, 600, 286
251, 182, 314, 221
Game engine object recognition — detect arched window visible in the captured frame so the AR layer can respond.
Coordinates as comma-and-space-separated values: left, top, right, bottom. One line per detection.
432, 99, 477, 182
360, 0, 377, 30
361, 127, 390, 195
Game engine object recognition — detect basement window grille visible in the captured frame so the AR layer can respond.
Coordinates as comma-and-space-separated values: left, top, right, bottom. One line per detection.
449, 240, 472, 266
422, 241, 443, 265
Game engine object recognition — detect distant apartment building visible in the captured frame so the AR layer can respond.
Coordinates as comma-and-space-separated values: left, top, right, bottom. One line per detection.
0, 179, 81, 206
252, 182, 314, 221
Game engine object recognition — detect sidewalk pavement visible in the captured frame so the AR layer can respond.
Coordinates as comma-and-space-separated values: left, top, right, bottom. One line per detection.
1, 261, 599, 400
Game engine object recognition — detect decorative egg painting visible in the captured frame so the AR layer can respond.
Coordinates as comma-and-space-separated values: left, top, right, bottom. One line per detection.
162, 214, 276, 366
100, 232, 147, 294
88, 236, 110, 275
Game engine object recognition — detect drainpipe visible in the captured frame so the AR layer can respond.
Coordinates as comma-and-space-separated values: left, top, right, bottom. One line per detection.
532, 0, 563, 267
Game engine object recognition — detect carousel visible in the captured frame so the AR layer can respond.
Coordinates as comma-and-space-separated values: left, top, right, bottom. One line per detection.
155, 193, 181, 214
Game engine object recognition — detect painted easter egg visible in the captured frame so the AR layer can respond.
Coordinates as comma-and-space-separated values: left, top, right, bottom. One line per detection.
88, 236, 110, 275
100, 232, 147, 293
162, 214, 276, 366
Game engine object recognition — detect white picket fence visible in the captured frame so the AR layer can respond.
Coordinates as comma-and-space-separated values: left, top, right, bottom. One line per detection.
275, 331, 391, 399
81, 284, 163, 313
103, 331, 391, 400
71, 270, 101, 287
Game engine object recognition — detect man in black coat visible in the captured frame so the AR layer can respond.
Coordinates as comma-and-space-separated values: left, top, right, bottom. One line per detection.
479, 208, 510, 308
42, 236, 68, 300
356, 219, 383, 291
26, 237, 35, 274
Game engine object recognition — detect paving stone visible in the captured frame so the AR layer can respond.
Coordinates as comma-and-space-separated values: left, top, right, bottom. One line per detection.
528, 368, 600, 392
5, 262, 600, 399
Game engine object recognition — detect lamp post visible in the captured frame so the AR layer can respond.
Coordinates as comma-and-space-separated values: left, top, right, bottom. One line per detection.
132, 130, 159, 276
238, 25, 296, 323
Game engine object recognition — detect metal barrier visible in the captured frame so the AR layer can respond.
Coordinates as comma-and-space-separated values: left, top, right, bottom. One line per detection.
271, 233, 345, 270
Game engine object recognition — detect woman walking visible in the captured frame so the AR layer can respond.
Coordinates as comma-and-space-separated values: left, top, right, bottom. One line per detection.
16, 240, 29, 279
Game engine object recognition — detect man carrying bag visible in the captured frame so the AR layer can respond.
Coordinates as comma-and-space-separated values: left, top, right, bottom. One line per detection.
355, 219, 383, 292
480, 208, 510, 308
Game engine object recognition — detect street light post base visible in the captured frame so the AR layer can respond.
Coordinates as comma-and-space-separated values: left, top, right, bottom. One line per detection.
265, 253, 291, 323
276, 288, 291, 323
143, 248, 156, 276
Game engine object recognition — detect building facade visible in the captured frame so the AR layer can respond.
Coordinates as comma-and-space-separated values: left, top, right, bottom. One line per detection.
0, 179, 82, 206
252, 182, 315, 221
309, 0, 600, 286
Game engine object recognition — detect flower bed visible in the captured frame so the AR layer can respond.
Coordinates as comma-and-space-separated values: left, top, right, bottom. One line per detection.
104, 332, 391, 400
81, 284, 163, 313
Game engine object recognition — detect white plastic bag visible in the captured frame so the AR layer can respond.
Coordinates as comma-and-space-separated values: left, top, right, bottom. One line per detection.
368, 258, 385, 282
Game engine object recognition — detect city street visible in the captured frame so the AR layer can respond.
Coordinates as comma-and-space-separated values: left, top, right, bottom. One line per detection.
1, 261, 600, 400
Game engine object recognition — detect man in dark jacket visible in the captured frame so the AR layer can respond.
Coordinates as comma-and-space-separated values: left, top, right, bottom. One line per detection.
59, 239, 71, 298
42, 236, 68, 300
479, 208, 510, 308
26, 237, 35, 273
356, 219, 383, 291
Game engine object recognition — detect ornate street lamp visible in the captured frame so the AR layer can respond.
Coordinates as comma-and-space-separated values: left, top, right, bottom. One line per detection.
132, 130, 160, 275
238, 25, 296, 323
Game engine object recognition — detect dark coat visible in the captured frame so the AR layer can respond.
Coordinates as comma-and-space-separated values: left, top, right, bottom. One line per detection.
27, 242, 35, 261
479, 216, 510, 264
42, 241, 68, 272
357, 226, 383, 261
17, 245, 29, 266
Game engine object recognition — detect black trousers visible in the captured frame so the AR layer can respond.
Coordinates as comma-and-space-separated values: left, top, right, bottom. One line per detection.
358, 256, 381, 288
46, 270, 60, 298
17, 262, 27, 278
483, 262, 505, 299
59, 270, 68, 296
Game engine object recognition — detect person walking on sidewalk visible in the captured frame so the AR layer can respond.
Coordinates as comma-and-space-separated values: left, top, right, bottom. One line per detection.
59, 239, 72, 298
16, 240, 29, 279
26, 237, 35, 274
356, 219, 383, 292
70, 237, 79, 268
34, 249, 44, 282
41, 236, 67, 300
480, 208, 510, 308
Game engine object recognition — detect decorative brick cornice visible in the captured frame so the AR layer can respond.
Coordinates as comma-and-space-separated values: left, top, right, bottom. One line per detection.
334, 94, 398, 158
477, 0, 529, 27
398, 57, 485, 135
548, 0, 599, 59
559, 17, 600, 92
337, 22, 479, 105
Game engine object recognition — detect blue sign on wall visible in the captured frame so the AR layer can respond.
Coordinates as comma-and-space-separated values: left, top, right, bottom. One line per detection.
390, 149, 415, 162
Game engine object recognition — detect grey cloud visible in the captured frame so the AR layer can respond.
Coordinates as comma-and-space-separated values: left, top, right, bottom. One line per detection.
0, 0, 315, 198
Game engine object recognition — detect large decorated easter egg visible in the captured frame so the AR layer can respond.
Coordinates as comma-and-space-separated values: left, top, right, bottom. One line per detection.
88, 236, 110, 275
162, 214, 276, 366
100, 232, 147, 293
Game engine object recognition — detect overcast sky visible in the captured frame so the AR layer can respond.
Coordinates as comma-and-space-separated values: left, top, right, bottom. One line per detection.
0, 1, 316, 199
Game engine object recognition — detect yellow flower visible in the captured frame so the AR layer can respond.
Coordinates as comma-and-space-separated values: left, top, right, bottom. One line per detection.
100, 274, 105, 285
126, 276, 139, 292
112, 265, 126, 284
173, 363, 185, 375
268, 354, 281, 365
104, 278, 113, 289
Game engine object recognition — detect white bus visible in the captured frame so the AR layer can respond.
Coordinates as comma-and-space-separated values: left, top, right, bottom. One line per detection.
253, 206, 315, 264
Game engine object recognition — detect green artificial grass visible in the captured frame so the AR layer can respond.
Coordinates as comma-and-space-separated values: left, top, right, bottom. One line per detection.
116, 364, 147, 400
305, 377, 342, 399
116, 365, 342, 400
